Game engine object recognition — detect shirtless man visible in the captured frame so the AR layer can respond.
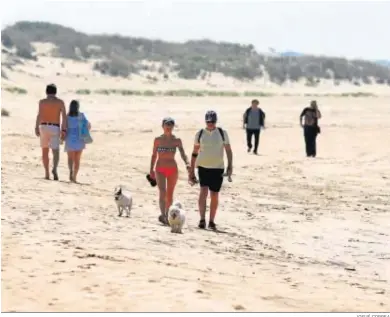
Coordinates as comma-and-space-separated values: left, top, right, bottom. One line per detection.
35, 84, 67, 180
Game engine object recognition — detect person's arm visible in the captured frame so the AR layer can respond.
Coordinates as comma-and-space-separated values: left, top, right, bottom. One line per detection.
177, 139, 190, 170
60, 100, 67, 132
261, 110, 266, 129
189, 131, 201, 176
316, 109, 322, 119
223, 130, 233, 175
242, 112, 246, 129
150, 138, 159, 176
35, 101, 42, 136
299, 108, 307, 127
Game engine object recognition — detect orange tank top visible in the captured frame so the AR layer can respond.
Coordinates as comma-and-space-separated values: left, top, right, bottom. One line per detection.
39, 99, 62, 124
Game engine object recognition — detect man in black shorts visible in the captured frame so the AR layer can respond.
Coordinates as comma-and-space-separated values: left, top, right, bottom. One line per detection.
189, 111, 233, 230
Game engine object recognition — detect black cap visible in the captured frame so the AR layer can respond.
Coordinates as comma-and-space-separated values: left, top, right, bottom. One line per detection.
205, 110, 217, 122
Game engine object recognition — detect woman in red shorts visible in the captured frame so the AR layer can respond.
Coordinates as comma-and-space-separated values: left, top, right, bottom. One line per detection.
149, 117, 191, 225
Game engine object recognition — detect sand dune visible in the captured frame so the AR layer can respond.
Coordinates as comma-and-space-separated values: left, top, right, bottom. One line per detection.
1, 58, 390, 312
2, 43, 390, 96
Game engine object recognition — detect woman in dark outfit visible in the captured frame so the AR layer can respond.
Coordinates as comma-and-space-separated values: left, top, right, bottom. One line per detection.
300, 100, 322, 157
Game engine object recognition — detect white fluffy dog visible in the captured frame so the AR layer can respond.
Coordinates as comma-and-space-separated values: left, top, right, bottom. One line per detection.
168, 201, 186, 234
114, 186, 133, 217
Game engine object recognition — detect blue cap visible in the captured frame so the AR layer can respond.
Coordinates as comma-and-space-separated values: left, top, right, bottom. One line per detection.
205, 110, 217, 122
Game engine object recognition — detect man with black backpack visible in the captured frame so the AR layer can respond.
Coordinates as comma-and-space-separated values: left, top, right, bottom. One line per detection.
189, 110, 233, 230
243, 99, 266, 155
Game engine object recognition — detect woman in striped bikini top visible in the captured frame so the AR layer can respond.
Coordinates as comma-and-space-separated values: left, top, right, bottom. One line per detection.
149, 117, 191, 226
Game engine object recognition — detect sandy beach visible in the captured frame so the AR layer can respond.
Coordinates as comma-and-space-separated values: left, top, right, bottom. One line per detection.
1, 47, 390, 312
2, 87, 390, 312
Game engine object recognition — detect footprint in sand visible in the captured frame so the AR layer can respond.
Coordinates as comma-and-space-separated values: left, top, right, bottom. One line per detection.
233, 304, 246, 311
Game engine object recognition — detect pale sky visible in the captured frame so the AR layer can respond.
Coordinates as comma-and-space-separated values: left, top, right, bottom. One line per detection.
1, 0, 390, 60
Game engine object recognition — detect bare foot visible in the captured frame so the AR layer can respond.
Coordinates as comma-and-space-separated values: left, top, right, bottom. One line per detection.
52, 169, 59, 181
158, 214, 169, 225
72, 172, 79, 183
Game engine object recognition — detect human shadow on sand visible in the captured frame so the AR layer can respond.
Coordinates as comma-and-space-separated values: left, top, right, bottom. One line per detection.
69, 181, 92, 186
196, 227, 230, 235
33, 177, 91, 186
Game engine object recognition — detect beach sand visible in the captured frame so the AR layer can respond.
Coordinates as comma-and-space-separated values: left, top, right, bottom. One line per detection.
2, 91, 390, 312
1, 49, 390, 311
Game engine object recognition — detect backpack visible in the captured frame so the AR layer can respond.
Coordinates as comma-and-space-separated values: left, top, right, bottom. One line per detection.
244, 107, 265, 127
197, 127, 225, 144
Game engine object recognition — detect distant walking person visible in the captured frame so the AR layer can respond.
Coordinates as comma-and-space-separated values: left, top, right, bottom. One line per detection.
243, 99, 266, 155
65, 100, 92, 183
35, 84, 67, 180
189, 111, 233, 230
300, 100, 322, 157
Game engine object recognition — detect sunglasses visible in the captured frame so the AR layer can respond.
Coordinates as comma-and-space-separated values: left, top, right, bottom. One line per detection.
206, 120, 216, 124
164, 122, 174, 126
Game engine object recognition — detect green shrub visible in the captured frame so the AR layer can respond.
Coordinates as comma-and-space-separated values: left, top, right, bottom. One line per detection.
95, 89, 110, 95
340, 92, 376, 97
1, 108, 10, 117
4, 86, 27, 94
243, 91, 274, 97
143, 90, 157, 96
120, 90, 142, 96
71, 88, 379, 98
75, 89, 91, 95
